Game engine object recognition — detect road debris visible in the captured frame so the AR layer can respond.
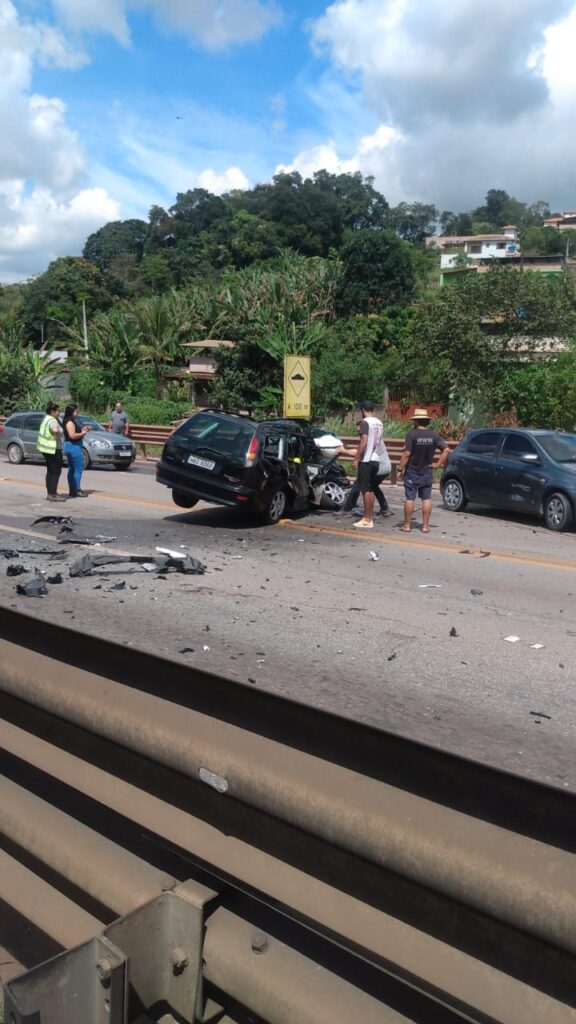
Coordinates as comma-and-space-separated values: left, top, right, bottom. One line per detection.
369, 551, 379, 561
32, 515, 75, 529
530, 643, 545, 650
108, 581, 126, 591
418, 584, 442, 589
59, 532, 117, 545
6, 565, 29, 577
530, 710, 551, 719
387, 652, 397, 661
16, 577, 47, 597
47, 573, 63, 585
470, 588, 484, 596
449, 627, 458, 637
503, 635, 520, 643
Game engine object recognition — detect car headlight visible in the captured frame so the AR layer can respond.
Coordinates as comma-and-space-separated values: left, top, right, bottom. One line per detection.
89, 439, 112, 449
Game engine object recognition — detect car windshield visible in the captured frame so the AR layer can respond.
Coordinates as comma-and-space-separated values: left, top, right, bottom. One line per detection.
535, 434, 576, 462
77, 416, 105, 432
174, 413, 256, 462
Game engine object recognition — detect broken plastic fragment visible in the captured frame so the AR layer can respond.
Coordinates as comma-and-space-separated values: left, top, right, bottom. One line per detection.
369, 551, 379, 561
59, 532, 117, 545
156, 546, 185, 559
47, 573, 63, 584
503, 635, 520, 643
418, 584, 442, 589
32, 515, 75, 528
470, 588, 483, 596
16, 577, 47, 597
530, 643, 545, 650
6, 565, 28, 577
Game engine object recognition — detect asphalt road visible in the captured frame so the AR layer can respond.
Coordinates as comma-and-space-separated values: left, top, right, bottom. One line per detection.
0, 457, 574, 792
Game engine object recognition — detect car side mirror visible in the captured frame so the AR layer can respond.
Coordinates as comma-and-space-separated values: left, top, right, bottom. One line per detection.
521, 453, 540, 463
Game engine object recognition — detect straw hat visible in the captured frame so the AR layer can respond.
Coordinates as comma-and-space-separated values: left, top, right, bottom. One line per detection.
411, 407, 430, 420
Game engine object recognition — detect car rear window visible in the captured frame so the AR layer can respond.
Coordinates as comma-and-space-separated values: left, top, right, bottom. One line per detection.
5, 414, 26, 428
174, 413, 256, 461
466, 432, 502, 456
536, 434, 576, 463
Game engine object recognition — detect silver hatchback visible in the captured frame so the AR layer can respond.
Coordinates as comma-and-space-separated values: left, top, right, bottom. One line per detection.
0, 411, 135, 470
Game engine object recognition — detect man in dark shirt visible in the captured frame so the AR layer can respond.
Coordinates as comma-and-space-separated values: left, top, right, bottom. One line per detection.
398, 408, 449, 533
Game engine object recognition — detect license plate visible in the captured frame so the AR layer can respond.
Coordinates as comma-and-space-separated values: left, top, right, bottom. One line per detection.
118, 452, 131, 457
188, 454, 215, 470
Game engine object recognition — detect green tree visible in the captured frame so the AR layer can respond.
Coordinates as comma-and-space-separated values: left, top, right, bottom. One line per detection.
83, 219, 148, 271
388, 202, 438, 242
336, 230, 415, 315
407, 267, 576, 401
132, 293, 189, 397
21, 257, 112, 345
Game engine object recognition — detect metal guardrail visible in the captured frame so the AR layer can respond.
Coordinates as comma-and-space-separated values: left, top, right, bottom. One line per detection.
0, 607, 574, 1023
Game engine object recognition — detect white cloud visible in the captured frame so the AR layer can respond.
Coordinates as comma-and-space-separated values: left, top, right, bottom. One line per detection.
0, 0, 120, 281
50, 0, 281, 49
305, 0, 576, 210
197, 167, 250, 192
0, 186, 120, 282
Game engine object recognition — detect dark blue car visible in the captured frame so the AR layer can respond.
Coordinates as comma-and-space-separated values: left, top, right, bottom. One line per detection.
440, 428, 576, 531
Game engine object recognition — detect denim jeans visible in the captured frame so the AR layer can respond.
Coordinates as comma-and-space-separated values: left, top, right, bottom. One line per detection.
64, 442, 84, 495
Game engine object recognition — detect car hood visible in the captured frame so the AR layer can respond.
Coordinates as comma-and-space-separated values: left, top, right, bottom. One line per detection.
85, 429, 133, 444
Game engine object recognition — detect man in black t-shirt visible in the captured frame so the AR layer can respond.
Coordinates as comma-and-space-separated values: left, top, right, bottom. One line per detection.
398, 408, 449, 533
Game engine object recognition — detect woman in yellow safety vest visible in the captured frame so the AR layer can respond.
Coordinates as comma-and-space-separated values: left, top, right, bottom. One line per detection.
37, 402, 65, 502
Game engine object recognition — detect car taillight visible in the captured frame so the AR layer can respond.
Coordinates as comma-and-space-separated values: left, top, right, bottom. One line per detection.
244, 436, 259, 467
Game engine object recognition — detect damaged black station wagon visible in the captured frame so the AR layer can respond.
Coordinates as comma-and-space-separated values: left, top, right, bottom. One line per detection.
156, 410, 348, 524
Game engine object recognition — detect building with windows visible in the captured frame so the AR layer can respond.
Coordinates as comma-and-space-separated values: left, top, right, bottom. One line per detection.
542, 212, 576, 232
428, 225, 519, 269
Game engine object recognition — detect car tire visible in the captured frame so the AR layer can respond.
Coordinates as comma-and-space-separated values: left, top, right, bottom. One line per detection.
7, 444, 25, 465
172, 490, 199, 509
544, 491, 573, 532
82, 447, 90, 470
319, 480, 349, 510
262, 487, 288, 524
442, 477, 467, 512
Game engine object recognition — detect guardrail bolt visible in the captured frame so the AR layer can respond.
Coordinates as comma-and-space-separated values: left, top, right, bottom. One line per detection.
251, 931, 269, 954
96, 958, 113, 982
171, 947, 189, 974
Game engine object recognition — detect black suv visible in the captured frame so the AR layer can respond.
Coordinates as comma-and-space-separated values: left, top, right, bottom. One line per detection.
156, 411, 319, 523
441, 428, 576, 531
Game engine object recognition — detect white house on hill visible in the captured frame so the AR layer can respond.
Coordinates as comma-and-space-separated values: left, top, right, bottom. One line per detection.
428, 225, 519, 269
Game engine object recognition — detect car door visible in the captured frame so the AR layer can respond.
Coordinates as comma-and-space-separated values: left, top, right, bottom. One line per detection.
458, 431, 503, 502
21, 413, 44, 458
492, 434, 546, 512
285, 432, 310, 509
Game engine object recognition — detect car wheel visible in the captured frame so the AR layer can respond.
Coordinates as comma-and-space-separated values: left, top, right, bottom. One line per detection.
442, 477, 467, 512
7, 443, 24, 465
319, 480, 349, 510
544, 491, 573, 532
262, 488, 287, 524
82, 447, 90, 470
172, 490, 199, 509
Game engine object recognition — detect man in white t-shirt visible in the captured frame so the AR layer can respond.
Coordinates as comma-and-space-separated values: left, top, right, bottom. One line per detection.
352, 401, 385, 529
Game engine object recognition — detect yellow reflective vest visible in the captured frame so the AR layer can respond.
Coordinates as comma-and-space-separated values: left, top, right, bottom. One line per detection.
37, 415, 58, 455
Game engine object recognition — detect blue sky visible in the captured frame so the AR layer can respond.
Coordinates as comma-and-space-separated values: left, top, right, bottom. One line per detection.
2, 0, 576, 282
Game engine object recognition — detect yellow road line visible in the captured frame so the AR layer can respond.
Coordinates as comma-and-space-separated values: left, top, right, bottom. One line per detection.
277, 519, 576, 574
0, 476, 173, 510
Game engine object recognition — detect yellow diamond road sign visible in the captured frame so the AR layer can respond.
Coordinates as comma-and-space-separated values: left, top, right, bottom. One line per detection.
284, 355, 311, 418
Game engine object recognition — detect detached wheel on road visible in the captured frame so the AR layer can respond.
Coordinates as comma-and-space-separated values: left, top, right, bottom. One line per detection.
172, 490, 199, 509
262, 487, 287, 525
319, 480, 348, 510
544, 491, 573, 532
442, 477, 467, 512
7, 444, 24, 465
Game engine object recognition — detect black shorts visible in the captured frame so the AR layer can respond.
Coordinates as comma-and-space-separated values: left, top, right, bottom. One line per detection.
357, 461, 379, 491
404, 474, 433, 500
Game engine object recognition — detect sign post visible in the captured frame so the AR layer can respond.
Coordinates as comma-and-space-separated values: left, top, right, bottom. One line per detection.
283, 355, 311, 419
